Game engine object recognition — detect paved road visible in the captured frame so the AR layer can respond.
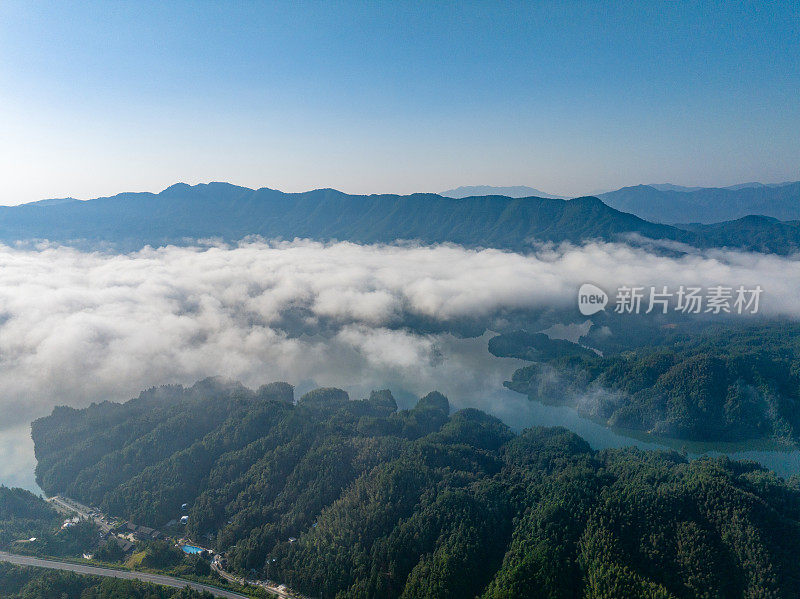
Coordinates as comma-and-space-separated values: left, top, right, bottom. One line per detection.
0, 551, 252, 599
211, 562, 296, 599
48, 495, 113, 534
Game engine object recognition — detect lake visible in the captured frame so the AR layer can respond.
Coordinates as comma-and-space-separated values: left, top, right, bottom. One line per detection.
478, 386, 800, 479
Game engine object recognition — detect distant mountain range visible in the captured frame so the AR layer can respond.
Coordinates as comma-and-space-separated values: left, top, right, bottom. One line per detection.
440, 185, 564, 199
598, 181, 800, 224
440, 181, 800, 224
2, 182, 800, 254
23, 197, 81, 207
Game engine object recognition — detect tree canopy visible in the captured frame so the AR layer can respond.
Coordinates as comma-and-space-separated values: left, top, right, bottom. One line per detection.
30, 379, 800, 598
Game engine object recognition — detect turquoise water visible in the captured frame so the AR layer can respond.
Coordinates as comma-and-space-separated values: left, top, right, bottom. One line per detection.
182, 545, 204, 554
478, 386, 800, 479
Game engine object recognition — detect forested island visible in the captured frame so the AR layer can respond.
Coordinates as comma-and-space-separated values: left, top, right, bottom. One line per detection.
28, 377, 800, 598
501, 323, 800, 444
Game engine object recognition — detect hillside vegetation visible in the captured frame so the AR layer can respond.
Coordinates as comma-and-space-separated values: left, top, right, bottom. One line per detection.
31, 378, 800, 598
0, 486, 98, 557
505, 323, 800, 443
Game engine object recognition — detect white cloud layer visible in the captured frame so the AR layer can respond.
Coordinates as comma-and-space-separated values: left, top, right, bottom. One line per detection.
0, 238, 799, 435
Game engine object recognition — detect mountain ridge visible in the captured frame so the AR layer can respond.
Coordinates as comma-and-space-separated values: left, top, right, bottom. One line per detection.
1, 182, 800, 254
599, 181, 800, 224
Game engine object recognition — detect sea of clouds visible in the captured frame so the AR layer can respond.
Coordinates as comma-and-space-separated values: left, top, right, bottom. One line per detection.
1, 238, 799, 489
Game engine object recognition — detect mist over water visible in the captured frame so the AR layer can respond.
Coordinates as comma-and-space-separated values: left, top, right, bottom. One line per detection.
2, 239, 800, 492
0, 426, 40, 494
0, 332, 529, 494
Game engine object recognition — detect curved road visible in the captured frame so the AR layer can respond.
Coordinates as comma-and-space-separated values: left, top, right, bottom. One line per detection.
0, 551, 252, 598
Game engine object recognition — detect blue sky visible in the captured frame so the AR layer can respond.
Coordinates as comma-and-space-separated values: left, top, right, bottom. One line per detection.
0, 1, 798, 204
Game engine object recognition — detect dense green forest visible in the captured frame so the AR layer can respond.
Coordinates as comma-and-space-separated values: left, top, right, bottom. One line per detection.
0, 486, 97, 557
504, 323, 800, 443
487, 331, 595, 361
0, 486, 58, 550
0, 563, 214, 599
3, 182, 800, 253
0, 487, 55, 524
32, 378, 800, 598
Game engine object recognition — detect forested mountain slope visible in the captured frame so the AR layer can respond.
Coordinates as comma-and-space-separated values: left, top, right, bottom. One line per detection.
0, 184, 688, 250
4, 182, 800, 253
31, 378, 800, 598
504, 323, 800, 444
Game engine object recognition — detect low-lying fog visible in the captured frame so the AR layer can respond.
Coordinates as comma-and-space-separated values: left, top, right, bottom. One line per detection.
2, 239, 799, 491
